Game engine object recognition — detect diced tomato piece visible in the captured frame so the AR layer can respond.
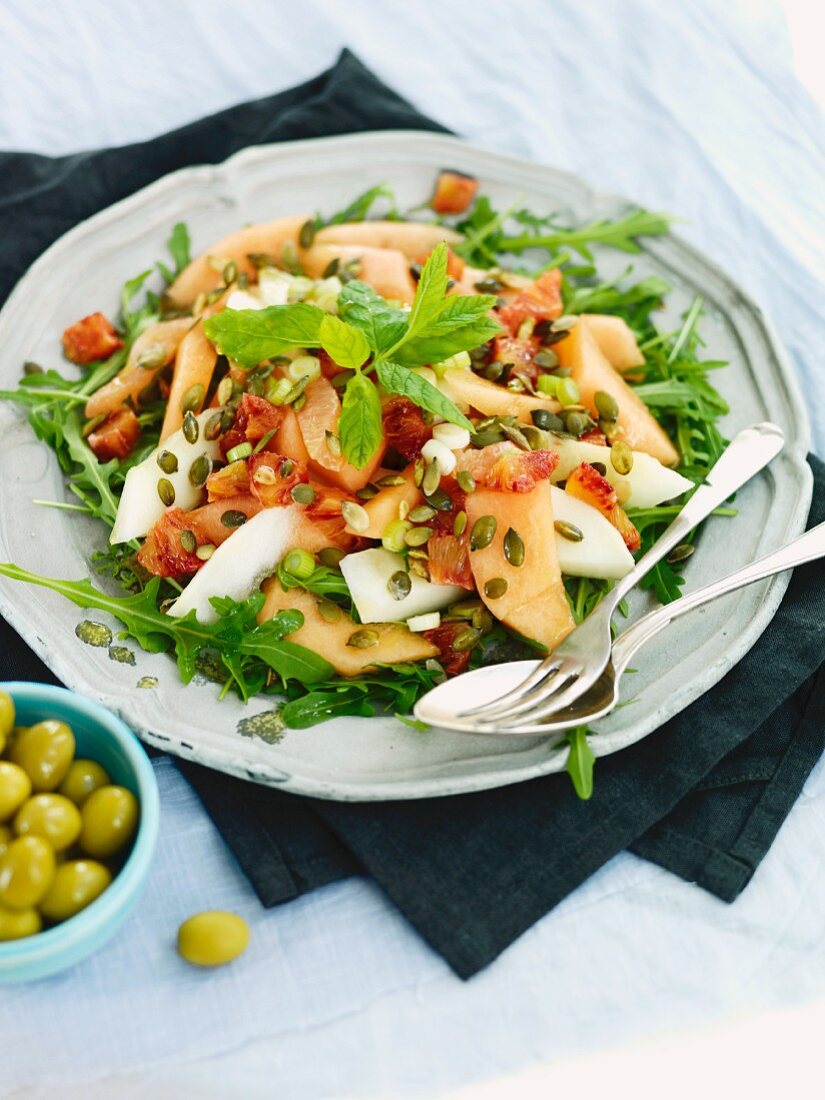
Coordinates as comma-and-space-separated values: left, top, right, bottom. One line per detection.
206, 459, 250, 501
565, 462, 641, 551
431, 171, 479, 216
427, 534, 473, 589
422, 620, 475, 676
492, 333, 540, 382
382, 396, 431, 461
455, 442, 558, 493
138, 494, 261, 577
497, 270, 563, 335
62, 312, 124, 365
86, 407, 140, 461
220, 393, 284, 458
248, 452, 309, 507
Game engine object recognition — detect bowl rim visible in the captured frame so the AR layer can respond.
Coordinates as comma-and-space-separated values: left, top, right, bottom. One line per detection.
0, 681, 159, 966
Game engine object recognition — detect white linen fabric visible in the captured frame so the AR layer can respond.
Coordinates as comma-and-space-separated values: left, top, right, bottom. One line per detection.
0, 0, 824, 1095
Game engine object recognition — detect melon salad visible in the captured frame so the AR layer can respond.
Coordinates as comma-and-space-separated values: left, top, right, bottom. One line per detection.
1, 172, 725, 724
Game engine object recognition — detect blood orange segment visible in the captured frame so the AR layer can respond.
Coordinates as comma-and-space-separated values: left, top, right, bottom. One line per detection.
248, 453, 309, 508
497, 270, 563, 334
220, 393, 285, 459
86, 407, 140, 461
138, 494, 262, 577
62, 312, 123, 365
206, 459, 250, 501
564, 462, 641, 551
427, 534, 473, 590
455, 442, 558, 493
422, 620, 474, 676
382, 397, 431, 461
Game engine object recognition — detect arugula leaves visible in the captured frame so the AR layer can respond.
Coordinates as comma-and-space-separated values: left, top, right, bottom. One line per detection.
564, 727, 595, 799
0, 565, 332, 702
157, 222, 192, 284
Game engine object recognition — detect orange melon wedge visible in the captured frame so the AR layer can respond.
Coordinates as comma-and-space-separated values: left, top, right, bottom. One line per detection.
442, 369, 560, 424
296, 377, 385, 492
582, 314, 645, 372
313, 220, 461, 257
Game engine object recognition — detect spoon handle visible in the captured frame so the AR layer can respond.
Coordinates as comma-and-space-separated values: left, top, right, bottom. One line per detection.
611, 518, 825, 675
611, 422, 785, 608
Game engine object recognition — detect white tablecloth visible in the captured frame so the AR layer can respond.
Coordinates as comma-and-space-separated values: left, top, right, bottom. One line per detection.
1, 1, 824, 1096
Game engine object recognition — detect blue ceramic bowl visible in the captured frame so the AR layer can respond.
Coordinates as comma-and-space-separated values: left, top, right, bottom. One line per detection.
0, 682, 159, 982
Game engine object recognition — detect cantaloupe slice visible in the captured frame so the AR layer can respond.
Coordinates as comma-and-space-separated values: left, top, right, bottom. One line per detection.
166, 214, 310, 308
258, 580, 438, 676
85, 318, 192, 420
582, 315, 645, 372
313, 220, 462, 257
442, 369, 560, 425
296, 376, 385, 492
302, 244, 416, 303
361, 466, 422, 539
276, 407, 310, 464
160, 317, 218, 441
548, 436, 692, 508
465, 482, 575, 651
555, 321, 679, 466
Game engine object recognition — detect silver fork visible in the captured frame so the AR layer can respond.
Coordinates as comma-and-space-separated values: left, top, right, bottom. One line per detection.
414, 516, 825, 736
454, 421, 785, 730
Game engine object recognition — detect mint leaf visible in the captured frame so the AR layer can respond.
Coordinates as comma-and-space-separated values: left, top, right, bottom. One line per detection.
417, 293, 498, 334
204, 303, 325, 367
338, 281, 407, 353
318, 314, 370, 370
565, 727, 595, 799
403, 242, 448, 341
393, 317, 502, 368
339, 371, 383, 468
375, 361, 472, 431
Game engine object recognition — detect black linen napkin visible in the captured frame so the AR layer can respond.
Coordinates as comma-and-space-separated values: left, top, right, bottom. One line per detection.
2, 50, 824, 979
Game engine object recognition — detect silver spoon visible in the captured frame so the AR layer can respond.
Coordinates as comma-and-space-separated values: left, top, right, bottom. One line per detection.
414, 516, 825, 736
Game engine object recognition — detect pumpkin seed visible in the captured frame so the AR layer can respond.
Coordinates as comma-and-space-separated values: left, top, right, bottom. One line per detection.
594, 390, 619, 422
279, 459, 294, 477
667, 543, 695, 565
453, 510, 468, 537
223, 260, 238, 285
299, 219, 317, 249
216, 376, 234, 406
483, 577, 508, 599
520, 424, 550, 451
181, 383, 205, 414
317, 547, 345, 568
472, 606, 494, 633
204, 412, 223, 441
422, 461, 441, 497
408, 504, 437, 523
182, 410, 199, 443
221, 509, 247, 528
280, 240, 301, 275
356, 484, 379, 501
157, 450, 178, 474
474, 276, 504, 293
409, 262, 423, 281
253, 464, 277, 484
409, 558, 430, 580
506, 376, 526, 393
456, 470, 476, 493
188, 454, 212, 487
398, 501, 410, 521
554, 520, 584, 542
503, 527, 525, 566
317, 600, 342, 623
610, 440, 634, 475
322, 257, 340, 278
470, 515, 497, 550
246, 252, 279, 269
376, 474, 406, 488
137, 344, 167, 369
388, 570, 412, 601
591, 461, 608, 476
563, 411, 591, 437
453, 627, 482, 652
482, 360, 505, 382
195, 543, 215, 561
534, 348, 559, 370
325, 430, 342, 457
341, 500, 369, 533
23, 360, 43, 376
428, 487, 454, 512
404, 526, 433, 548
347, 628, 380, 649
501, 423, 532, 450
220, 407, 236, 433
531, 409, 564, 432
237, 273, 249, 290
413, 459, 425, 488
180, 529, 197, 553
157, 478, 175, 506
291, 483, 316, 505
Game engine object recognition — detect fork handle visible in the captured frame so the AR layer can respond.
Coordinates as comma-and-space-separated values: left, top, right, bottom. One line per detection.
611, 518, 825, 674
611, 422, 785, 608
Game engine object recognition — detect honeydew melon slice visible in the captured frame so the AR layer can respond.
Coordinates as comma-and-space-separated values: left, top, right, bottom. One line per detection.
340, 548, 466, 624
110, 409, 225, 544
168, 505, 302, 624
550, 487, 634, 580
548, 436, 692, 509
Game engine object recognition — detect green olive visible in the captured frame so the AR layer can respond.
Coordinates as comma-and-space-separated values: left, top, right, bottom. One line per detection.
177, 911, 250, 967
79, 785, 139, 859
39, 859, 112, 923
59, 759, 111, 806
14, 793, 82, 852
10, 720, 75, 791
0, 761, 32, 822
0, 902, 41, 941
0, 824, 12, 858
0, 835, 56, 909
0, 691, 14, 742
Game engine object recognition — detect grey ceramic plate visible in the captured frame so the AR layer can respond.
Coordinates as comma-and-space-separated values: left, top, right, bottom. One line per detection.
0, 132, 812, 800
